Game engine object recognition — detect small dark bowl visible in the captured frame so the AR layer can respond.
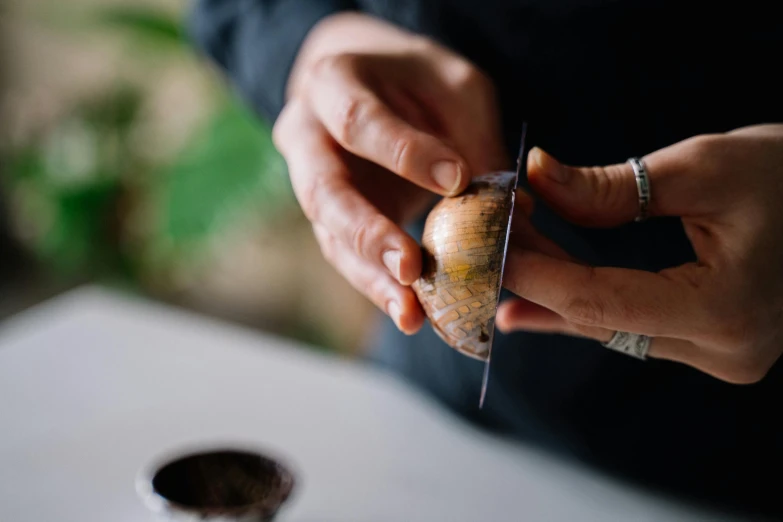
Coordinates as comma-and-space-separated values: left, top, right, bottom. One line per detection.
137, 446, 296, 521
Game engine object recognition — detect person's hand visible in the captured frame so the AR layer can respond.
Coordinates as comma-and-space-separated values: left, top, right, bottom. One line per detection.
272, 13, 507, 334
497, 124, 783, 384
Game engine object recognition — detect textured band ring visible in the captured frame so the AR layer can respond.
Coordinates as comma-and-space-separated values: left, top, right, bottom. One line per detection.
628, 157, 651, 221
602, 331, 651, 360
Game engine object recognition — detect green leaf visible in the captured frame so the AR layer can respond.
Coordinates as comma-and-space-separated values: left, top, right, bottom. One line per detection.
10, 176, 122, 277
42, 180, 121, 272
92, 6, 186, 50
6, 147, 46, 183
155, 98, 292, 247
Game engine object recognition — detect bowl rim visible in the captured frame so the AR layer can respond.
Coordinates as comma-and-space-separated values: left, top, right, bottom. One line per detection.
135, 441, 297, 518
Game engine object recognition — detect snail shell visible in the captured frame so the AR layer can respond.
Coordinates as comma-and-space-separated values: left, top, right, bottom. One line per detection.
412, 171, 517, 361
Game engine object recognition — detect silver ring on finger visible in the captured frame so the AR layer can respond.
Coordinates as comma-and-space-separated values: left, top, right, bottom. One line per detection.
602, 331, 651, 360
628, 157, 651, 222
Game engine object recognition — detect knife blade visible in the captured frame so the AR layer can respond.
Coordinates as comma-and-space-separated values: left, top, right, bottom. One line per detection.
479, 122, 528, 408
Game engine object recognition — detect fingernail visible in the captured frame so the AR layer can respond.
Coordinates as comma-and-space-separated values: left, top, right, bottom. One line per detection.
535, 148, 570, 184
387, 300, 402, 326
382, 250, 401, 281
432, 161, 462, 194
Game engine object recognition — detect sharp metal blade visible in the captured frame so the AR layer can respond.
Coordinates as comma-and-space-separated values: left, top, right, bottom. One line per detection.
479, 123, 527, 408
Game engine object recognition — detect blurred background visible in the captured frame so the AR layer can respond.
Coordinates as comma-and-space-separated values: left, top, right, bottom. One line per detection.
0, 0, 376, 356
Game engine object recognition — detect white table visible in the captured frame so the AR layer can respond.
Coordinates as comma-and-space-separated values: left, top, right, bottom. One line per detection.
0, 286, 744, 521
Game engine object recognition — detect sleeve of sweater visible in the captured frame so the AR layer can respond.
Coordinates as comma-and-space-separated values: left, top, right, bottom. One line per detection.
188, 0, 357, 122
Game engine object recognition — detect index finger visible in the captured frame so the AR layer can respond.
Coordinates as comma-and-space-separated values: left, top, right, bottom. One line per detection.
305, 55, 471, 196
502, 247, 704, 338
274, 101, 422, 286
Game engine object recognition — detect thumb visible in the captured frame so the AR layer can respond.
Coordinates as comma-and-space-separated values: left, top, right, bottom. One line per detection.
526, 145, 697, 227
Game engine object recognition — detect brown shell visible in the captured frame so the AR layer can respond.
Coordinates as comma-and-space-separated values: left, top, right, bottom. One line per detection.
412, 171, 516, 360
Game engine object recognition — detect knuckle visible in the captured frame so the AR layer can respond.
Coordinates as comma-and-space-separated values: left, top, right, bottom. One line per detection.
607, 166, 633, 210
312, 53, 353, 79
563, 296, 606, 326
367, 277, 390, 305
390, 134, 414, 174
334, 95, 374, 145
454, 65, 492, 94
561, 267, 642, 327
350, 213, 390, 260
295, 177, 328, 224
585, 166, 621, 213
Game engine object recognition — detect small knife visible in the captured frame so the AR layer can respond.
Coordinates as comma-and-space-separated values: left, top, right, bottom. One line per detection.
479, 122, 528, 408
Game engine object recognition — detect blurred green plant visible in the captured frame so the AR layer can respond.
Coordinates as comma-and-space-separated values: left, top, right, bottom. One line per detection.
2, 4, 294, 285
93, 5, 186, 48
5, 85, 143, 277
157, 100, 288, 247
